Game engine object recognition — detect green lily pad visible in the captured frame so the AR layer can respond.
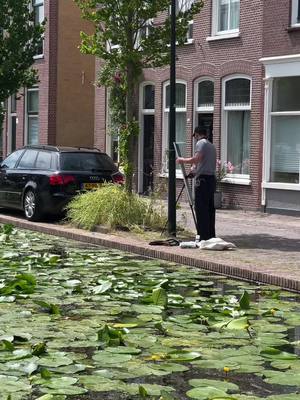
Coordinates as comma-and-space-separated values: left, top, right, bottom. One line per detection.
92, 351, 132, 365
189, 379, 239, 393
186, 386, 228, 399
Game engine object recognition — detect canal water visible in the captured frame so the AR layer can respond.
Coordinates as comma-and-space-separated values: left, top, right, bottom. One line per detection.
0, 226, 299, 400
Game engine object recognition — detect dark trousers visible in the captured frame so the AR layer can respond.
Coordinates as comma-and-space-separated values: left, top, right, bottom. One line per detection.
194, 175, 216, 240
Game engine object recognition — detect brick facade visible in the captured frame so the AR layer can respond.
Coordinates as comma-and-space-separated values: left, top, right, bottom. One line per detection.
2, 0, 95, 158
95, 0, 266, 210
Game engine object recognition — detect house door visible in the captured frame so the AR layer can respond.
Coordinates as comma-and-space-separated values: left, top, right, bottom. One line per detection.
198, 113, 214, 143
142, 115, 154, 194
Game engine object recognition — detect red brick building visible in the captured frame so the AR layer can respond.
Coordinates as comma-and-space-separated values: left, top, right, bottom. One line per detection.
260, 0, 300, 214
96, 0, 300, 214
96, 0, 265, 210
3, 0, 95, 158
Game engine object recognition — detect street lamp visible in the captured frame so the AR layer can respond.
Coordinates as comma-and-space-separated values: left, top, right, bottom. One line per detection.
168, 0, 176, 236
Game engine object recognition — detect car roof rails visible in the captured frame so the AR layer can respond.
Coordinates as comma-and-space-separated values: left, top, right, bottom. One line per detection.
23, 145, 103, 153
75, 147, 102, 152
24, 145, 60, 151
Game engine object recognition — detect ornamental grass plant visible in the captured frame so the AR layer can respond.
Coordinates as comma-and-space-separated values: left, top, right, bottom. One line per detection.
66, 183, 167, 231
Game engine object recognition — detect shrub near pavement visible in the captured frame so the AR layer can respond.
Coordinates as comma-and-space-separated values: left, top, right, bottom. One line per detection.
66, 183, 167, 231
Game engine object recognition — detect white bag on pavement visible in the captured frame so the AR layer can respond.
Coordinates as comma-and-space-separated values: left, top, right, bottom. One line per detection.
198, 237, 236, 251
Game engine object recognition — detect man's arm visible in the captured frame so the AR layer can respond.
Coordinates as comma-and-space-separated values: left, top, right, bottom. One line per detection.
176, 151, 203, 165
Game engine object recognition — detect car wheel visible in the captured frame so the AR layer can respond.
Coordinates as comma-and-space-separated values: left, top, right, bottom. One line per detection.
23, 189, 43, 221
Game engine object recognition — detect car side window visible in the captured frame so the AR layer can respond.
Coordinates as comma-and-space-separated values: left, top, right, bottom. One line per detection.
17, 150, 39, 169
0, 150, 24, 169
35, 151, 52, 170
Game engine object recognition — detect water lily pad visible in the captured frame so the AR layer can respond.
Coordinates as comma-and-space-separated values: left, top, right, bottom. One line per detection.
92, 351, 132, 365
186, 386, 228, 399
189, 379, 239, 393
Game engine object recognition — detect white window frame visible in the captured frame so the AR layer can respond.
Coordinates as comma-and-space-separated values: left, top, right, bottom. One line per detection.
194, 77, 214, 141
221, 75, 252, 185
173, 0, 195, 43
7, 95, 17, 154
291, 0, 300, 26
161, 80, 187, 178
135, 19, 154, 50
25, 87, 39, 145
32, 0, 44, 58
260, 54, 300, 195
210, 0, 240, 40
138, 82, 155, 193
194, 77, 215, 115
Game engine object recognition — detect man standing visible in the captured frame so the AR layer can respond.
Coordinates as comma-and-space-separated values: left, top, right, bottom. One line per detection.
176, 126, 216, 240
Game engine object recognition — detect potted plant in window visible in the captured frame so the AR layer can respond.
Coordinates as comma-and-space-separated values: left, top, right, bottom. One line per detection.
215, 160, 234, 208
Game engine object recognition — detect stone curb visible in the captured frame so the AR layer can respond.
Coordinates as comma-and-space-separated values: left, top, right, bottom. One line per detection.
0, 214, 299, 293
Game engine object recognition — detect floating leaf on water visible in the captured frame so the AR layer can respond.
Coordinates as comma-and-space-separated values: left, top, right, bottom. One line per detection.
186, 386, 228, 399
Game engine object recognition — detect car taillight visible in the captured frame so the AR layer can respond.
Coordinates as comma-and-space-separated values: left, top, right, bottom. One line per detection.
49, 174, 76, 186
112, 173, 125, 185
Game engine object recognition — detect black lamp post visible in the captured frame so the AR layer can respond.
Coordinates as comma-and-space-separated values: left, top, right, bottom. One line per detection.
168, 0, 176, 236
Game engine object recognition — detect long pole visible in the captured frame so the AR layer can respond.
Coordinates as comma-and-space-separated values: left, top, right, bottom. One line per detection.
168, 0, 176, 236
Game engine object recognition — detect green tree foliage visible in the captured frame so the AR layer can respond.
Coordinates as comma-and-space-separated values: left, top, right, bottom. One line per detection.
75, 0, 203, 192
0, 0, 45, 126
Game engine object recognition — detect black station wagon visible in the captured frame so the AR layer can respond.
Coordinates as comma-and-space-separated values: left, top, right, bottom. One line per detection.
0, 145, 124, 221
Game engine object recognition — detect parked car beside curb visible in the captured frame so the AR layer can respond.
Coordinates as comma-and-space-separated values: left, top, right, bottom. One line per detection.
0, 145, 124, 221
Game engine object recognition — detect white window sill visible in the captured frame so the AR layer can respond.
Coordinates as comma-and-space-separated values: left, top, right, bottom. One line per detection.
221, 176, 251, 185
206, 32, 240, 42
33, 54, 44, 60
185, 38, 194, 45
263, 182, 300, 191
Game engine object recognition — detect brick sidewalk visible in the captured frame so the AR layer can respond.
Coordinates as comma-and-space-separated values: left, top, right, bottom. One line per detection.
0, 209, 299, 292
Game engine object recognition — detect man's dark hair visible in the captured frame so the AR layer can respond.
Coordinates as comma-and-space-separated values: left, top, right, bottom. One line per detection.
193, 126, 207, 137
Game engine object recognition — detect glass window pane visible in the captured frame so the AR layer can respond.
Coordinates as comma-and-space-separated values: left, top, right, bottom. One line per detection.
18, 150, 39, 169
60, 153, 118, 172
219, 0, 229, 31
1, 150, 24, 169
176, 83, 186, 107
270, 116, 300, 183
229, 0, 240, 29
225, 79, 250, 106
35, 151, 52, 170
28, 117, 39, 145
28, 90, 39, 113
227, 110, 250, 174
163, 112, 187, 170
198, 81, 214, 107
165, 83, 186, 108
143, 85, 155, 110
272, 77, 300, 112
177, 0, 194, 13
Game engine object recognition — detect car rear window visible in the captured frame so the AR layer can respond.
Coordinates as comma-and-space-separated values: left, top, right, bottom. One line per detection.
60, 152, 118, 172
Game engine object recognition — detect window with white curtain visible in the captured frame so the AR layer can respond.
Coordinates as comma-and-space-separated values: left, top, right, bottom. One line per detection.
291, 0, 300, 26
163, 82, 187, 172
223, 77, 251, 176
212, 0, 240, 35
270, 77, 300, 184
27, 88, 39, 145
33, 0, 44, 56
175, 0, 195, 41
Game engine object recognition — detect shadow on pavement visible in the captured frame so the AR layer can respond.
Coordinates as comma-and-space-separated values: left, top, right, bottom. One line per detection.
223, 234, 300, 252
